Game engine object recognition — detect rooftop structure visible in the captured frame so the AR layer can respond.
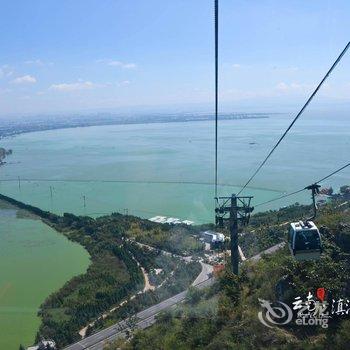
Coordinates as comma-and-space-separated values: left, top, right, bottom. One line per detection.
149, 216, 194, 226
201, 230, 225, 243
290, 220, 318, 232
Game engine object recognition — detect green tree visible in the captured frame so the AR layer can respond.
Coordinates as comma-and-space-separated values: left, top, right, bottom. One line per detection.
220, 270, 240, 304
186, 286, 203, 305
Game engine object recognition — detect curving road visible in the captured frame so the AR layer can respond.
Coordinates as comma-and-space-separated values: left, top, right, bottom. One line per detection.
63, 242, 285, 350
63, 264, 213, 350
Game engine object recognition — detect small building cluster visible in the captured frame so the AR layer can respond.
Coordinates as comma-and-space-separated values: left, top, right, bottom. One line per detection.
149, 215, 194, 225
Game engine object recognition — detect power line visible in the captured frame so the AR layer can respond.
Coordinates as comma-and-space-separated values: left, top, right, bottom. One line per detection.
0, 177, 284, 192
254, 161, 350, 207
4, 180, 195, 220
214, 0, 219, 198
237, 41, 350, 196
254, 189, 306, 208
316, 161, 350, 184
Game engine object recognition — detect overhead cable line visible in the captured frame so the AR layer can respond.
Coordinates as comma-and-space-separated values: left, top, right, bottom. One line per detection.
237, 41, 350, 196
315, 161, 350, 184
214, 0, 219, 198
254, 161, 350, 207
254, 188, 306, 208
0, 178, 280, 191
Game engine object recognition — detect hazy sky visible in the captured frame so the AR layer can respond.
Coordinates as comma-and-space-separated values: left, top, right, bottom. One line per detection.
0, 0, 349, 116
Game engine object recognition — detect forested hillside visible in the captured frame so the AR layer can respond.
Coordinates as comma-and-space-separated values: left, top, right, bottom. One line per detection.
0, 194, 202, 348
104, 191, 350, 350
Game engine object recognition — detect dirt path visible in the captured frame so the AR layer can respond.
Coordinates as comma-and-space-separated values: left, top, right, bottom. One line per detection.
79, 252, 156, 338
141, 267, 155, 292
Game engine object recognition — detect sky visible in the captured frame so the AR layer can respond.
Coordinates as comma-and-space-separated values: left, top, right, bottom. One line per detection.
0, 0, 349, 117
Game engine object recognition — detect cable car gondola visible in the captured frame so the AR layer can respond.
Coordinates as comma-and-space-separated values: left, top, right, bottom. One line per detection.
288, 221, 322, 261
288, 184, 322, 261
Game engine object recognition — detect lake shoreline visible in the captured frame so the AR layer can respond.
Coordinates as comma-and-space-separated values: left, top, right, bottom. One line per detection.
0, 113, 270, 140
0, 193, 203, 348
0, 195, 90, 350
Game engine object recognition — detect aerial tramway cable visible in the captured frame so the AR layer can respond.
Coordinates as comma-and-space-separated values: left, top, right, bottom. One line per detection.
254, 161, 350, 207
237, 41, 350, 196
214, 0, 219, 198
210, 5, 348, 262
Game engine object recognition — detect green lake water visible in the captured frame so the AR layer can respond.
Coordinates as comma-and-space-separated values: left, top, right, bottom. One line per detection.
0, 112, 349, 347
0, 206, 90, 350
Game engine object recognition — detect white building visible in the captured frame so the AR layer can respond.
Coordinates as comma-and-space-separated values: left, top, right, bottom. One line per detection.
201, 230, 225, 244
181, 220, 194, 226
149, 216, 194, 226
149, 216, 168, 223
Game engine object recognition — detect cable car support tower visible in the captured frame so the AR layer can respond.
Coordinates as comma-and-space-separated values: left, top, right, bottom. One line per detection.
215, 195, 253, 274
213, 0, 254, 275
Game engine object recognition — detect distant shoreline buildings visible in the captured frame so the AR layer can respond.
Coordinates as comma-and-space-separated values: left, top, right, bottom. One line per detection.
0, 112, 270, 139
149, 215, 194, 225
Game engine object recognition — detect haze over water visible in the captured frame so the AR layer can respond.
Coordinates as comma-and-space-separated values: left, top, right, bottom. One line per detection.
0, 112, 349, 222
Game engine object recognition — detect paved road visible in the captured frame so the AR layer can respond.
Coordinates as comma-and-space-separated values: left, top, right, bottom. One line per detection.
192, 262, 213, 286
63, 243, 285, 350
249, 242, 285, 262
63, 278, 214, 350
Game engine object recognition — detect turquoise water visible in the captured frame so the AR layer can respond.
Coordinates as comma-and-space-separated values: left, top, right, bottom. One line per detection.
0, 113, 349, 223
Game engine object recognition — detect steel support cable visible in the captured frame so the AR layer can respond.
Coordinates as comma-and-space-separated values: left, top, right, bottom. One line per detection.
254, 188, 306, 208
315, 161, 350, 184
214, 0, 219, 198
254, 161, 350, 207
0, 178, 278, 191
237, 41, 350, 196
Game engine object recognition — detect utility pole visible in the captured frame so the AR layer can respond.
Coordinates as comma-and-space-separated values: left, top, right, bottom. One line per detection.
18, 176, 21, 190
83, 195, 86, 208
216, 194, 254, 275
